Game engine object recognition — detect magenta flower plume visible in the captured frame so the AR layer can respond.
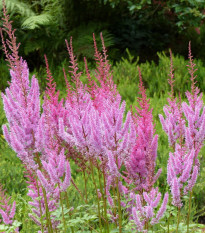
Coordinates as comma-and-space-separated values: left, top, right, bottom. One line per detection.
92, 33, 117, 102
182, 45, 205, 154
126, 67, 160, 192
59, 38, 136, 175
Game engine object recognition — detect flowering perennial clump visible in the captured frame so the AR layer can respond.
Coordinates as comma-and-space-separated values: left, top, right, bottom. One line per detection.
1, 3, 205, 233
159, 47, 205, 210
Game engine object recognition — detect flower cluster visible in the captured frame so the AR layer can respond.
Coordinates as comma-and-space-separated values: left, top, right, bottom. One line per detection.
0, 185, 17, 230
132, 188, 169, 232
160, 46, 205, 208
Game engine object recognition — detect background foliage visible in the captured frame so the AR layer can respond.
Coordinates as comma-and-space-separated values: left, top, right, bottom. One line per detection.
1, 0, 205, 75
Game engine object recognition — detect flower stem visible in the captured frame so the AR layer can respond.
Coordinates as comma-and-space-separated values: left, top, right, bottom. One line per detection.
58, 186, 67, 232
65, 192, 75, 233
176, 207, 181, 233
42, 187, 54, 233
103, 171, 110, 233
83, 170, 88, 203
90, 160, 103, 233
116, 177, 122, 233
36, 153, 53, 233
187, 190, 193, 233
167, 215, 170, 233
36, 177, 44, 233
71, 178, 87, 203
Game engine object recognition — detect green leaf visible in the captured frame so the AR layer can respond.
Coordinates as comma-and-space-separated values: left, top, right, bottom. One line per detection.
0, 0, 35, 17
22, 14, 53, 30
0, 225, 8, 232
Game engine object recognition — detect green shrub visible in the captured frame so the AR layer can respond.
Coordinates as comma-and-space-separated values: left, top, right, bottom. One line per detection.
113, 50, 205, 100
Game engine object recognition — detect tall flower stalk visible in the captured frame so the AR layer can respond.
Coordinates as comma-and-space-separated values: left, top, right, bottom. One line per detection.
125, 67, 168, 232
159, 47, 205, 232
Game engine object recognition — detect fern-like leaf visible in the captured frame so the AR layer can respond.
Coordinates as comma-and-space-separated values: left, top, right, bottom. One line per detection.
0, 0, 35, 18
22, 13, 53, 30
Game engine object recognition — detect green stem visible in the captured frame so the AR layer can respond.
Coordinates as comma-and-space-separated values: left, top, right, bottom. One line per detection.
58, 186, 67, 232
187, 190, 193, 233
116, 177, 122, 233
83, 170, 88, 203
97, 165, 104, 221
103, 171, 110, 233
112, 186, 117, 227
65, 192, 75, 233
42, 187, 54, 233
167, 215, 170, 233
36, 177, 44, 233
71, 178, 88, 203
65, 191, 70, 209
90, 160, 103, 233
35, 154, 53, 233
176, 207, 181, 233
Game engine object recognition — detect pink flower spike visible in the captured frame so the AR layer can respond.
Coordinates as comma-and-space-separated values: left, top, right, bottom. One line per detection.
61, 161, 71, 191
0, 209, 11, 225
135, 194, 143, 213
37, 170, 52, 192
132, 207, 143, 232
171, 178, 182, 208
2, 124, 11, 145
57, 149, 66, 178
9, 201, 16, 219
107, 151, 119, 177
151, 192, 169, 225
184, 165, 199, 195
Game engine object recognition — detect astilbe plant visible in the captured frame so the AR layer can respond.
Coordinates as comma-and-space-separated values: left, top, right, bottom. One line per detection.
0, 4, 40, 170
59, 35, 137, 232
3, 2, 202, 233
126, 67, 160, 192
125, 68, 168, 232
0, 3, 72, 233
159, 47, 205, 232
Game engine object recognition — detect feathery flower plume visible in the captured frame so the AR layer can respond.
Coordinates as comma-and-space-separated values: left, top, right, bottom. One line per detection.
126, 67, 160, 192
160, 46, 204, 208
0, 185, 17, 230
132, 188, 168, 231
1, 3, 40, 168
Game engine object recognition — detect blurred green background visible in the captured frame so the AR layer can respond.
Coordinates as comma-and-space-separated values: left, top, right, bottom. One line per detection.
1, 0, 205, 92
